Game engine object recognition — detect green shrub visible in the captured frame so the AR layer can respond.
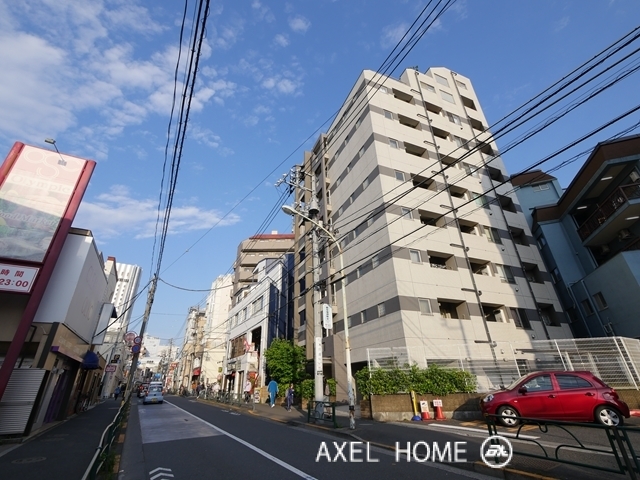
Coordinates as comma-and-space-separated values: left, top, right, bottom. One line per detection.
355, 364, 476, 399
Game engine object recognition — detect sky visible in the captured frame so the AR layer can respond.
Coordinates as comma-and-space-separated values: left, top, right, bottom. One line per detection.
1, 0, 640, 344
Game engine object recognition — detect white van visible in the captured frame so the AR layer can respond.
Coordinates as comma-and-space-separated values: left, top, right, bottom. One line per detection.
143, 381, 164, 405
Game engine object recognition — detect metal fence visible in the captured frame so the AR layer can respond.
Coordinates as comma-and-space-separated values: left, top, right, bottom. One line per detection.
367, 336, 640, 393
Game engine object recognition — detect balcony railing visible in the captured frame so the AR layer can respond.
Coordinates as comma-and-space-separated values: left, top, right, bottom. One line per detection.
577, 182, 640, 240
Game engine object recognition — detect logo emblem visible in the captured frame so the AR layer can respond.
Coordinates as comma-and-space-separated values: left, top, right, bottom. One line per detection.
480, 435, 513, 468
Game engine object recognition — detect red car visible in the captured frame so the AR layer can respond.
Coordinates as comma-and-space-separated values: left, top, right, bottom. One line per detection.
480, 371, 630, 427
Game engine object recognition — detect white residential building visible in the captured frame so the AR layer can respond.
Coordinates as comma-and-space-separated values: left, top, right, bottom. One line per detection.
292, 67, 574, 396
200, 274, 233, 387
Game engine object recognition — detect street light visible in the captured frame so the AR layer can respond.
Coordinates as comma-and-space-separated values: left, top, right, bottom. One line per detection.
282, 204, 356, 429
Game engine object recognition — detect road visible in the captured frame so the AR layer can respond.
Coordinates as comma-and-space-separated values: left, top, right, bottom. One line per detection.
119, 396, 494, 480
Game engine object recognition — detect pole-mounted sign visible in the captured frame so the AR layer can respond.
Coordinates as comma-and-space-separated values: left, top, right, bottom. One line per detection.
322, 304, 333, 330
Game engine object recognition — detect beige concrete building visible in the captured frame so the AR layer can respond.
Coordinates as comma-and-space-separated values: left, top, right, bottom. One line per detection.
291, 67, 574, 396
232, 232, 294, 305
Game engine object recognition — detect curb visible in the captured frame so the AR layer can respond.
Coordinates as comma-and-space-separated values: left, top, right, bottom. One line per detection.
197, 398, 558, 480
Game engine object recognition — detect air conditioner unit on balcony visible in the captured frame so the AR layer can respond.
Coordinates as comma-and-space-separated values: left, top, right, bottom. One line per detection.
619, 228, 632, 240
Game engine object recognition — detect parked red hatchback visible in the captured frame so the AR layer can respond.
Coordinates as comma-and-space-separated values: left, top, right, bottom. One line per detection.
480, 371, 630, 427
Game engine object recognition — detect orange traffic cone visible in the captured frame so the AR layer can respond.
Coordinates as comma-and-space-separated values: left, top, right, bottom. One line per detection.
434, 400, 445, 420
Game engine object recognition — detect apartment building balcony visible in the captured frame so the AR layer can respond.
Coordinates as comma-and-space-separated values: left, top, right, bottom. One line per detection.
577, 182, 640, 244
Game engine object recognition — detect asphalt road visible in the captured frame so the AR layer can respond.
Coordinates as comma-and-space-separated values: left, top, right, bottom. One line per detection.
119, 396, 495, 480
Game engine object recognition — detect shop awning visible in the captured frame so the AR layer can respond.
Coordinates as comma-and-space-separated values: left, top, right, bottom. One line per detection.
81, 350, 100, 370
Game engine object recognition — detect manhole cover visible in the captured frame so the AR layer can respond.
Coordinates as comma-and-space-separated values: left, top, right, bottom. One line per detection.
12, 457, 46, 464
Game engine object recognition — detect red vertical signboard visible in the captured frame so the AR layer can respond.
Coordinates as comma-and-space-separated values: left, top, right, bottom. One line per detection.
0, 142, 96, 402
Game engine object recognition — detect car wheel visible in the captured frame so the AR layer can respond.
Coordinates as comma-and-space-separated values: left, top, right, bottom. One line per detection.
595, 405, 623, 426
159, 401, 163, 404
497, 405, 520, 427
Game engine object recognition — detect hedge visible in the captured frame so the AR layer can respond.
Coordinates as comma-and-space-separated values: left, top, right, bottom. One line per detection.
355, 365, 476, 398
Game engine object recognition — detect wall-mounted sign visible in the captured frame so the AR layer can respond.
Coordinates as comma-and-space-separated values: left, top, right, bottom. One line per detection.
105, 364, 117, 372
322, 304, 333, 330
0, 263, 38, 293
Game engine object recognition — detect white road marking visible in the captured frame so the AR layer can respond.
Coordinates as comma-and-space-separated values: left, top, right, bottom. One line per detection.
149, 467, 172, 474
150, 473, 174, 480
166, 401, 317, 480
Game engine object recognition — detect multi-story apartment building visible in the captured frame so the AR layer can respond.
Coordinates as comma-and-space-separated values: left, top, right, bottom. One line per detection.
512, 135, 640, 339
200, 274, 233, 386
223, 256, 293, 396
291, 67, 574, 395
177, 306, 206, 393
232, 232, 294, 305
96, 262, 141, 398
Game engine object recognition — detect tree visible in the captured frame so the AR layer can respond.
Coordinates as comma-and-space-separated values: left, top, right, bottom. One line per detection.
264, 339, 307, 389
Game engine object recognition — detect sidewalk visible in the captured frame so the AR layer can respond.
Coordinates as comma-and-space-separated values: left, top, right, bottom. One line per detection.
0, 399, 123, 480
200, 397, 616, 480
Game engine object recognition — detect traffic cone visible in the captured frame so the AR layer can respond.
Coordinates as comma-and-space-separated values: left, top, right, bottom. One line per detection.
433, 400, 445, 420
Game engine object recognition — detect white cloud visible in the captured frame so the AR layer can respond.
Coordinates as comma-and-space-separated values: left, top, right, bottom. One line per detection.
554, 16, 570, 32
274, 33, 289, 47
75, 184, 240, 239
288, 15, 310, 33
252, 0, 275, 22
380, 23, 409, 49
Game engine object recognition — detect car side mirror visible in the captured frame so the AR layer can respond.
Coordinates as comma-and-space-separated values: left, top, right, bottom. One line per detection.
518, 386, 527, 394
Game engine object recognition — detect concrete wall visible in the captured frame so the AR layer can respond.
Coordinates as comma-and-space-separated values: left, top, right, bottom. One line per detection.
369, 393, 483, 421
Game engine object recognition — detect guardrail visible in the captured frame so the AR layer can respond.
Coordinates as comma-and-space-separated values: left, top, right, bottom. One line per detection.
484, 414, 640, 478
307, 400, 339, 428
81, 396, 129, 480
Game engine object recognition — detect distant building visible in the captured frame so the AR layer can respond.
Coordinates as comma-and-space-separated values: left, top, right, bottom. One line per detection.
232, 231, 294, 305
512, 135, 640, 338
95, 262, 142, 398
201, 274, 233, 387
177, 307, 206, 392
224, 255, 293, 396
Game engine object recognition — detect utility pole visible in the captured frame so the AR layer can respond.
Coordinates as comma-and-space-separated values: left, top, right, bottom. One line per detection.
125, 275, 157, 396
309, 170, 323, 404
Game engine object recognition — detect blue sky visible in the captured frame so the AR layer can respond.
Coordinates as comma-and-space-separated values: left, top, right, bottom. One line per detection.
1, 0, 639, 344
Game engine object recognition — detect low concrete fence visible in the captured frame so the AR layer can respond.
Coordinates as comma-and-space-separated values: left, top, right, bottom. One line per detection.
361, 393, 483, 421
360, 389, 640, 422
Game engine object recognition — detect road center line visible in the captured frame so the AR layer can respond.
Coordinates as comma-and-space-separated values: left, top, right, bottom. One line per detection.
166, 401, 317, 480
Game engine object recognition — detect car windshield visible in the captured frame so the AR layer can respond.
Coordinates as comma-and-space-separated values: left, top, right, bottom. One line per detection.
504, 374, 530, 390
149, 386, 162, 393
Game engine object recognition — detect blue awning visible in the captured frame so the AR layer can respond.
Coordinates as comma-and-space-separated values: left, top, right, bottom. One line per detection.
81, 350, 100, 370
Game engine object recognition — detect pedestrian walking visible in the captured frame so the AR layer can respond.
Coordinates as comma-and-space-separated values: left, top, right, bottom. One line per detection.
243, 379, 252, 403
267, 379, 278, 408
286, 383, 295, 411
212, 382, 220, 399
114, 385, 121, 400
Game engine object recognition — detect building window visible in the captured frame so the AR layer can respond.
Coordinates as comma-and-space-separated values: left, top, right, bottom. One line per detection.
338, 206, 343, 216
384, 110, 393, 119
395, 170, 405, 181
367, 217, 374, 227
510, 308, 531, 329
485, 227, 502, 244
435, 74, 450, 87
593, 292, 608, 311
356, 117, 362, 128
581, 299, 594, 316
300, 248, 306, 261
550, 267, 560, 284
440, 90, 455, 104
300, 309, 306, 326
447, 112, 461, 125
455, 80, 467, 90
532, 183, 551, 192
473, 192, 491, 209
360, 310, 367, 324
409, 249, 422, 263
421, 82, 436, 93
419, 298, 432, 315
377, 302, 386, 317
363, 177, 369, 190
536, 235, 547, 250
356, 266, 362, 279
539, 305, 559, 326
463, 162, 479, 177
372, 254, 379, 269
495, 264, 516, 284
438, 301, 460, 319
453, 135, 468, 149
359, 146, 365, 158
401, 207, 413, 219
483, 305, 505, 323
389, 139, 399, 149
